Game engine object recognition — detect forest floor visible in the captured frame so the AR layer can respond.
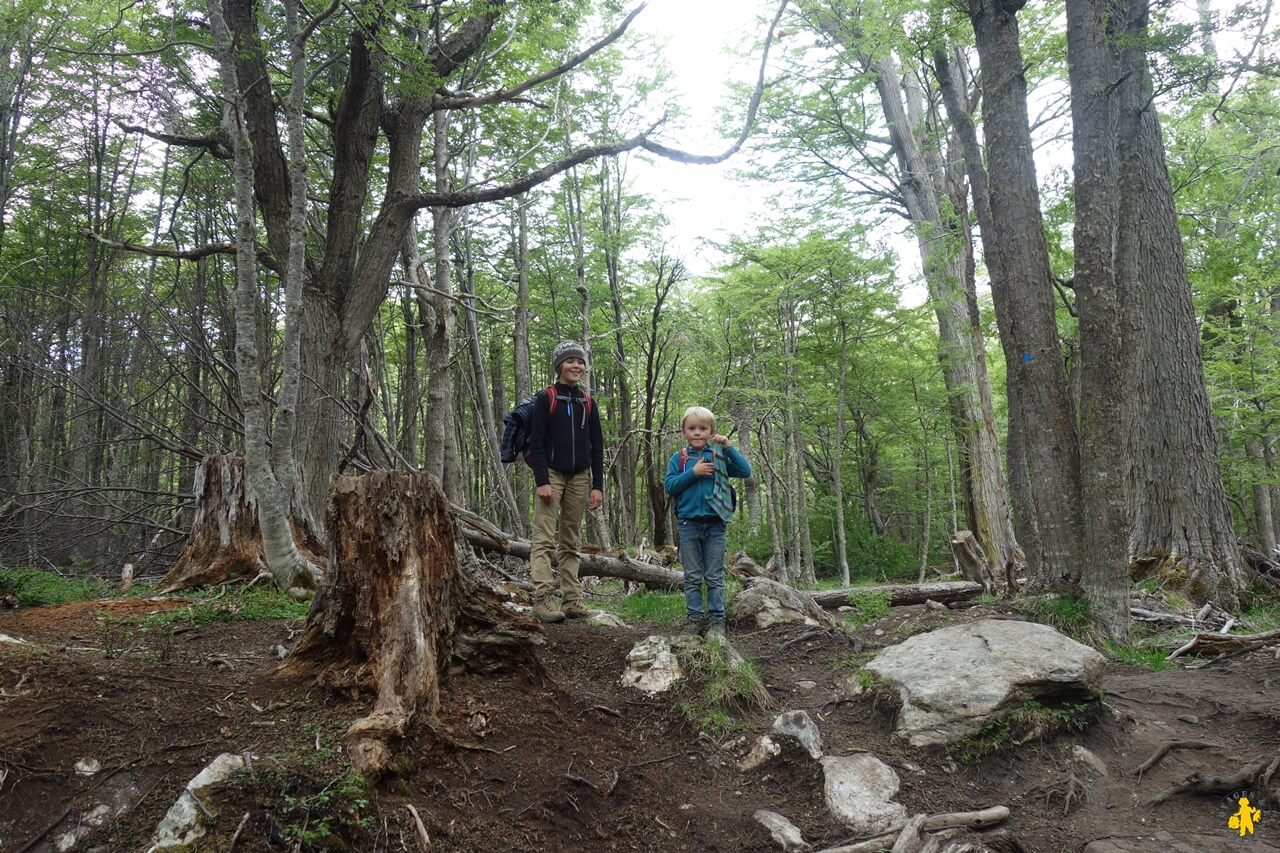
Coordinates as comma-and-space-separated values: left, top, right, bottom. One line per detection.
1, 581, 1278, 852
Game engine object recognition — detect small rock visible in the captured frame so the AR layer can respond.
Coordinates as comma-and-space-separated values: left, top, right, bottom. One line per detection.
772, 710, 824, 760
152, 753, 252, 848
837, 605, 853, 613
1072, 745, 1109, 778
739, 735, 782, 771
679, 802, 693, 810
74, 758, 102, 776
874, 628, 885, 636
753, 809, 810, 851
55, 831, 82, 852
795, 680, 818, 690
286, 587, 313, 602
821, 754, 907, 834
925, 599, 947, 611
620, 636, 683, 694
274, 644, 289, 659
589, 611, 629, 629
83, 805, 111, 827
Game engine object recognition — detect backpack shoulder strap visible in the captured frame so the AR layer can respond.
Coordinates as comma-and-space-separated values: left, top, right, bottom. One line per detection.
679, 447, 689, 471
582, 390, 593, 416
544, 386, 558, 416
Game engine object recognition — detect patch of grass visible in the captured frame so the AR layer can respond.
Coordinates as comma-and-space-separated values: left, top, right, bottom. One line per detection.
843, 589, 892, 626
597, 590, 686, 627
832, 649, 875, 671
1018, 593, 1096, 642
1244, 603, 1280, 632
1105, 632, 1177, 671
0, 568, 106, 607
953, 700, 1094, 763
676, 639, 770, 740
131, 584, 310, 627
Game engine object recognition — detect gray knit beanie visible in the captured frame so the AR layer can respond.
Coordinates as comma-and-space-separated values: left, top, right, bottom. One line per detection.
552, 340, 587, 372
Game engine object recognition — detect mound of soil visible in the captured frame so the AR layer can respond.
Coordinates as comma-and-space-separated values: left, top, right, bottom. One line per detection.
2, 599, 1278, 852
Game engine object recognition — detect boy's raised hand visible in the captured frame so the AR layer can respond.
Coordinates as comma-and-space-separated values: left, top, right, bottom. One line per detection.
693, 459, 714, 476
713, 434, 729, 446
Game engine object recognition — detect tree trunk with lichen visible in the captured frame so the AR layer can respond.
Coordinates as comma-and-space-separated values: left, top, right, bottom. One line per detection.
279, 470, 542, 776
158, 453, 325, 593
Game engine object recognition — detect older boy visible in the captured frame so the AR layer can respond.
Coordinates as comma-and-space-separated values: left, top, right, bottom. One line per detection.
664, 406, 752, 640
526, 341, 604, 623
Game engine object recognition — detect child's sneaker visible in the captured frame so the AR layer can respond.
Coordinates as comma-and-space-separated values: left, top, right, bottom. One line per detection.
678, 620, 704, 637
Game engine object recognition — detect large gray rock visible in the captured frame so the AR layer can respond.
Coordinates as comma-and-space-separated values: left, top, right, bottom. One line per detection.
753, 809, 810, 851
865, 619, 1105, 746
820, 754, 907, 834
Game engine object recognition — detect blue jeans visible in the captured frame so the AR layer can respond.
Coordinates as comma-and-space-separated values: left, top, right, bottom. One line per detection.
678, 517, 727, 624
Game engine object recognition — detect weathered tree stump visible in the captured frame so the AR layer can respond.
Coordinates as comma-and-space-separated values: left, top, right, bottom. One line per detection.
158, 453, 325, 592
279, 470, 542, 776
950, 530, 995, 593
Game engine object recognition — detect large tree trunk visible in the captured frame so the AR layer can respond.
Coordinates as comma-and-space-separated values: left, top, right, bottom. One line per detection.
935, 27, 1085, 593
1065, 0, 1132, 641
871, 55, 1020, 577
281, 471, 541, 776
158, 453, 325, 592
1114, 0, 1245, 609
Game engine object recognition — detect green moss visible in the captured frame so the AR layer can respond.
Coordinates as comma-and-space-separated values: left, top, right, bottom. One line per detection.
0, 568, 105, 607
952, 700, 1094, 762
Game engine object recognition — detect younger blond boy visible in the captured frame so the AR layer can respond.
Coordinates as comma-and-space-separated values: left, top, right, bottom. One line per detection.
663, 406, 752, 639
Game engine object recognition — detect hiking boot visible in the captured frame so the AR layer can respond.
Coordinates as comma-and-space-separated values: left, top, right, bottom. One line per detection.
561, 600, 592, 619
532, 598, 565, 623
705, 622, 726, 643
678, 620, 704, 638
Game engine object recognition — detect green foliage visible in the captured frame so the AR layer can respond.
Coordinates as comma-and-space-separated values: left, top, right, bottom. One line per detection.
676, 640, 770, 740
953, 700, 1094, 763
0, 568, 105, 607
1105, 638, 1177, 671
260, 718, 375, 849
596, 589, 686, 627
132, 585, 310, 627
843, 589, 892, 626
1018, 594, 1095, 643
1243, 603, 1280, 632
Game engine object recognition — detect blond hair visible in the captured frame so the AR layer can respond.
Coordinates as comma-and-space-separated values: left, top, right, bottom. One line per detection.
681, 406, 716, 430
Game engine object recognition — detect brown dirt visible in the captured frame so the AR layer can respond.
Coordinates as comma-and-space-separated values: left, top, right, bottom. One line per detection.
1, 598, 1278, 852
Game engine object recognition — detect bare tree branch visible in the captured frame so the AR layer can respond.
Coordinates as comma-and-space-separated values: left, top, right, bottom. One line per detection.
436, 4, 648, 111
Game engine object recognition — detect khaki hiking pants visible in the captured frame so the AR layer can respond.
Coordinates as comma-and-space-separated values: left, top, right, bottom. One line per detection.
530, 468, 591, 604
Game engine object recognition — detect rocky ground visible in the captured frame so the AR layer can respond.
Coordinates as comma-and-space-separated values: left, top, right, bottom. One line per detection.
1, 586, 1278, 852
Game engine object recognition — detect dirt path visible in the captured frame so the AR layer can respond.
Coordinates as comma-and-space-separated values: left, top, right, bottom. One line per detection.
1, 599, 1278, 851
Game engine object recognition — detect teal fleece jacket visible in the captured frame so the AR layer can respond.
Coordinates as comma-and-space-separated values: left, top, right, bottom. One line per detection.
664, 444, 752, 519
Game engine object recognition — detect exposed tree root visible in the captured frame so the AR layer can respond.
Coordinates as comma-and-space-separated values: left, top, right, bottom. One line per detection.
1148, 750, 1280, 806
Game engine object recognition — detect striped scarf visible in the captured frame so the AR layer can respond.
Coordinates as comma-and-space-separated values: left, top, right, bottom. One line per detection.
707, 447, 734, 522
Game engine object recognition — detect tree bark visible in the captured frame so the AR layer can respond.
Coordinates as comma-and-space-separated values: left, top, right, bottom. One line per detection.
1114, 0, 1245, 609
935, 31, 1084, 593
281, 471, 541, 776
870, 55, 1020, 577
950, 529, 995, 593
1065, 0, 1132, 640
159, 454, 325, 592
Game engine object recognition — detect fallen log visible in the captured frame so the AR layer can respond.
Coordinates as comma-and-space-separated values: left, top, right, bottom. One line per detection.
810, 581, 984, 609
816, 805, 1010, 853
459, 526, 683, 590
1166, 626, 1280, 661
